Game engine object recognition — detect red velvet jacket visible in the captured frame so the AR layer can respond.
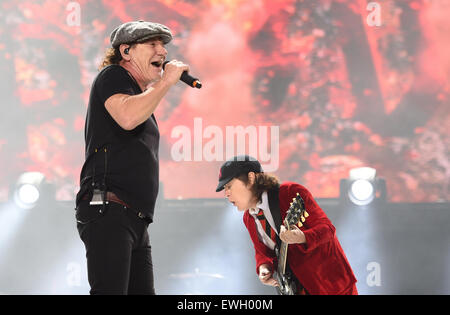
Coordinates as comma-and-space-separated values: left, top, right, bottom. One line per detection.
243, 182, 357, 295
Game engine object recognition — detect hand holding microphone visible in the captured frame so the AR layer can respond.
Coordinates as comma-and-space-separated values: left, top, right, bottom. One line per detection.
163, 60, 202, 89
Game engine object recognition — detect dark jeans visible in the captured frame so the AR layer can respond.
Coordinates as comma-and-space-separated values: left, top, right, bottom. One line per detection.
76, 200, 155, 295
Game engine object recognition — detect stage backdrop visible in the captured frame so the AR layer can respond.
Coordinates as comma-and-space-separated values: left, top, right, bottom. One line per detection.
0, 0, 449, 202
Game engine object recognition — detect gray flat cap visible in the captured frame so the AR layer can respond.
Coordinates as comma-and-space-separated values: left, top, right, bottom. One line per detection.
110, 20, 172, 48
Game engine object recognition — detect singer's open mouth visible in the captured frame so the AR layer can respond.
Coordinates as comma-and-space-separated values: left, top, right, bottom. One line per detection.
151, 61, 162, 68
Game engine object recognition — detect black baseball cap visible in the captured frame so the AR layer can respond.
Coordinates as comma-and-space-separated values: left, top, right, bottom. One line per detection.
216, 155, 263, 192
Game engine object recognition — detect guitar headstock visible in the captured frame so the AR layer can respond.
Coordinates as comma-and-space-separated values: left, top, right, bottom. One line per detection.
285, 193, 309, 228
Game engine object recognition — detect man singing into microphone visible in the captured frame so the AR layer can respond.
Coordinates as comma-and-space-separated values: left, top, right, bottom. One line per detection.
75, 20, 188, 294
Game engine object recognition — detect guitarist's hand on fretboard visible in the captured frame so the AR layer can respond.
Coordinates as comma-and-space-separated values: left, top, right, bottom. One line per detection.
280, 225, 306, 244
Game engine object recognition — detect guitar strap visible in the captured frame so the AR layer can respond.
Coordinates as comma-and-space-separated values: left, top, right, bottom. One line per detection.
267, 185, 282, 248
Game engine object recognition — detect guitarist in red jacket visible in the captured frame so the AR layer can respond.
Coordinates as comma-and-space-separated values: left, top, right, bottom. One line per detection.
216, 155, 358, 295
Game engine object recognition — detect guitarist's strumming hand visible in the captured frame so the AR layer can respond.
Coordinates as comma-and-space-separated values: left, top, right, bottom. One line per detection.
258, 264, 279, 287
280, 225, 306, 244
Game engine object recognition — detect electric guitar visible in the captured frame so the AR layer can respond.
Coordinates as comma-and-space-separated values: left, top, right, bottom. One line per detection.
275, 193, 309, 295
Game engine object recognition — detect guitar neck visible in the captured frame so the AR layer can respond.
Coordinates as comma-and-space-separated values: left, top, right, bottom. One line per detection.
277, 218, 290, 275
278, 241, 288, 275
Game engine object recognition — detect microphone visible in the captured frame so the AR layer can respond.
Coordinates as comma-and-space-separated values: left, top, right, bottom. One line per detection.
163, 60, 202, 89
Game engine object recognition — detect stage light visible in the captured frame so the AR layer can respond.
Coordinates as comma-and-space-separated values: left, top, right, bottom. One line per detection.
17, 184, 40, 205
13, 172, 46, 209
349, 179, 374, 205
340, 167, 386, 206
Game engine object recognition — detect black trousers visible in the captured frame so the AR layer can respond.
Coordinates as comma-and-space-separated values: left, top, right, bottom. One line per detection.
76, 200, 155, 295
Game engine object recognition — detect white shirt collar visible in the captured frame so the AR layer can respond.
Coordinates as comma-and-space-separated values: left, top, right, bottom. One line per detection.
248, 191, 269, 215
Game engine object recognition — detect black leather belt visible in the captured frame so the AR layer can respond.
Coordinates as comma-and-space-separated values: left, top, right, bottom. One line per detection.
106, 192, 130, 207
106, 192, 150, 222
82, 191, 151, 223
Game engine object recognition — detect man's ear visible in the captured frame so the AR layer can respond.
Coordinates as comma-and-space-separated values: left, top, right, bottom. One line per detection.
120, 44, 131, 60
248, 172, 256, 185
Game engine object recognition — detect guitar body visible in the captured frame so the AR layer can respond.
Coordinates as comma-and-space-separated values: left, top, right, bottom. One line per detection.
275, 272, 297, 295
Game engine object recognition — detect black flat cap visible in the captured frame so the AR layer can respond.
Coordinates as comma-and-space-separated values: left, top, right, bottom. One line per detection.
110, 20, 172, 48
216, 155, 263, 192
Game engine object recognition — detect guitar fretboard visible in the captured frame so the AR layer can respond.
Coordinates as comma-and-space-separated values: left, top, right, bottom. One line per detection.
278, 218, 290, 275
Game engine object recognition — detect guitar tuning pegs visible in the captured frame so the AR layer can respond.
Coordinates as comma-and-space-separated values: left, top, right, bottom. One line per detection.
296, 193, 299, 196
297, 221, 303, 228
301, 216, 305, 222
292, 197, 296, 202
304, 211, 309, 218
290, 202, 293, 207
